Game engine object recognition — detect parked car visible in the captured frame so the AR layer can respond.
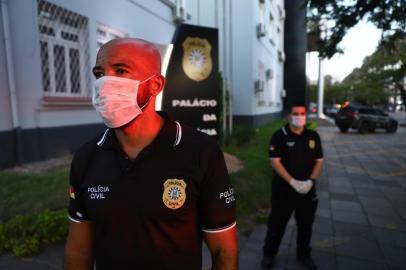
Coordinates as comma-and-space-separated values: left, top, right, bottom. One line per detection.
324, 104, 340, 118
335, 105, 398, 133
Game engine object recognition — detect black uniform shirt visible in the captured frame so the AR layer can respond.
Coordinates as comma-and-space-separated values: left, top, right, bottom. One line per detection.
268, 124, 323, 189
68, 112, 236, 270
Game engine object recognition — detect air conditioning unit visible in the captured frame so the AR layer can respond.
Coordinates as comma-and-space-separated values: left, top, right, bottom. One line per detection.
257, 23, 267, 38
255, 80, 265, 93
173, 0, 187, 23
259, 0, 265, 3
281, 89, 286, 98
278, 50, 285, 62
266, 68, 274, 79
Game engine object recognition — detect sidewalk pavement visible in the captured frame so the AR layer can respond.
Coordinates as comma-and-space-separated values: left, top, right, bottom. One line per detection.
239, 124, 406, 270
1, 123, 406, 269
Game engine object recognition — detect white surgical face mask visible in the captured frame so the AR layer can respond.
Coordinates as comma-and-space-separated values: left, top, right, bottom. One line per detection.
92, 75, 154, 128
290, 115, 306, 128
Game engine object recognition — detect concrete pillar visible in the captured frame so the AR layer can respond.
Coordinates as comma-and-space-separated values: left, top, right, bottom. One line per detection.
283, 0, 307, 111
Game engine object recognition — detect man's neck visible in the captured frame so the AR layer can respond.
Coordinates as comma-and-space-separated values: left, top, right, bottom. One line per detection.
114, 109, 164, 160
288, 124, 305, 135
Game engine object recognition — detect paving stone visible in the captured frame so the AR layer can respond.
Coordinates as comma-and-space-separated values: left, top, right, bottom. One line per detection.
285, 248, 336, 270
0, 254, 60, 270
363, 206, 400, 218
316, 207, 331, 220
317, 190, 330, 199
281, 224, 294, 245
333, 221, 376, 241
393, 206, 406, 220
351, 181, 377, 188
372, 227, 406, 249
330, 192, 359, 202
317, 198, 330, 209
336, 255, 387, 270
313, 217, 334, 235
330, 200, 363, 213
380, 245, 406, 268
311, 232, 335, 253
374, 179, 402, 188
358, 196, 392, 208
354, 187, 383, 196
238, 241, 269, 270
329, 181, 353, 188
335, 237, 385, 263
367, 215, 406, 232
332, 210, 368, 225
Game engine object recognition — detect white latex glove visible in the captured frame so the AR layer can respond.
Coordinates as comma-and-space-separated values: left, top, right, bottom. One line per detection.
289, 179, 307, 194
301, 179, 314, 194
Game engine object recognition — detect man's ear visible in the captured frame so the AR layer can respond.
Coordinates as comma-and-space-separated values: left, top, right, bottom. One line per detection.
149, 75, 165, 96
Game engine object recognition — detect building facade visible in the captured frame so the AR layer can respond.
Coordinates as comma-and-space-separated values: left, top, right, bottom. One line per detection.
0, 0, 285, 168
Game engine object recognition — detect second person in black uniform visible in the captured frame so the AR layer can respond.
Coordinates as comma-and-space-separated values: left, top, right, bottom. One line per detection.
261, 104, 324, 269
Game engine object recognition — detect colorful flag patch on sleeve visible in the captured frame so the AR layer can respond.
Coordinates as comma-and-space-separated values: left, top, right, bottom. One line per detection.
69, 186, 75, 199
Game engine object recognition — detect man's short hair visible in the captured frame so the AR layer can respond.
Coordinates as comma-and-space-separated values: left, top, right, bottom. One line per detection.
289, 103, 306, 113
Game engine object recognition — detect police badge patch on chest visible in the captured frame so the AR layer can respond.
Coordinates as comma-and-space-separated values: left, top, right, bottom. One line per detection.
163, 179, 187, 210
309, 139, 316, 149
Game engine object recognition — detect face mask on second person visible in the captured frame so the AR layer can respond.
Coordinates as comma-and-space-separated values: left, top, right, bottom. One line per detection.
290, 115, 306, 128
92, 75, 155, 128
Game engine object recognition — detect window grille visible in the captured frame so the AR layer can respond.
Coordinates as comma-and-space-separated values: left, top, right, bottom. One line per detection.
96, 23, 128, 52
37, 0, 90, 99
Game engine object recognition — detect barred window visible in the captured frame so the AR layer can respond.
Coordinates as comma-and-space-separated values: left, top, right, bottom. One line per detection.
38, 0, 90, 99
96, 23, 128, 52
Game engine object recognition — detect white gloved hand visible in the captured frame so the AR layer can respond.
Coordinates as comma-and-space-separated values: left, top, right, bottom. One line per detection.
301, 179, 314, 194
289, 179, 306, 194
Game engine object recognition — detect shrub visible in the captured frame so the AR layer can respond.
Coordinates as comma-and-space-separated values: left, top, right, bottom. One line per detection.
0, 209, 68, 256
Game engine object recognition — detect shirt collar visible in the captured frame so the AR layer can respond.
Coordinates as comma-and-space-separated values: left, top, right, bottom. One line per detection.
96, 111, 182, 152
284, 123, 307, 136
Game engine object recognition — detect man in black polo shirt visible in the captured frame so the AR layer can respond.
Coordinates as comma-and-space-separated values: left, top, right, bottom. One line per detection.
261, 104, 323, 269
64, 38, 237, 270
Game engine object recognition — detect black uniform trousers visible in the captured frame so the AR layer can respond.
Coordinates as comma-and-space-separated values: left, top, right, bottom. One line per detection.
263, 185, 318, 259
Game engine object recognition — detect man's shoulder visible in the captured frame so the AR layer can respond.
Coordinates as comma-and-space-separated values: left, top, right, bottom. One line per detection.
272, 126, 288, 138
178, 123, 219, 150
72, 130, 107, 162
305, 128, 321, 138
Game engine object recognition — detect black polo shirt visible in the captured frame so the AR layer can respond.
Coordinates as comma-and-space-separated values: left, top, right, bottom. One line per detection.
67, 112, 236, 270
268, 124, 323, 192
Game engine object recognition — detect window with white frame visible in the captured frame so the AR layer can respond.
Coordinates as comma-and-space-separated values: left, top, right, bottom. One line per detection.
96, 23, 128, 52
256, 61, 267, 106
38, 0, 90, 99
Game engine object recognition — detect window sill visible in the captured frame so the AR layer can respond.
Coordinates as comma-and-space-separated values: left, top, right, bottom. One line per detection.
40, 96, 93, 111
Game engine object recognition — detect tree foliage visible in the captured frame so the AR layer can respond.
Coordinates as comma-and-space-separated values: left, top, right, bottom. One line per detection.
343, 37, 406, 105
307, 0, 406, 58
309, 80, 350, 105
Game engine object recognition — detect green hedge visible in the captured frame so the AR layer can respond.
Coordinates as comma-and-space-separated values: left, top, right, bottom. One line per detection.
0, 209, 68, 256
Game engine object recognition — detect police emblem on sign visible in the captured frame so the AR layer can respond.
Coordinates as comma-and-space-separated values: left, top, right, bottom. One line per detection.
163, 179, 187, 210
182, 37, 213, 82
309, 140, 316, 149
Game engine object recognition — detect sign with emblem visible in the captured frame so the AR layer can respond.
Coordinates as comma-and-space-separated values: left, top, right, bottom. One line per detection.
182, 37, 213, 82
162, 24, 220, 140
162, 179, 187, 210
309, 139, 316, 149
